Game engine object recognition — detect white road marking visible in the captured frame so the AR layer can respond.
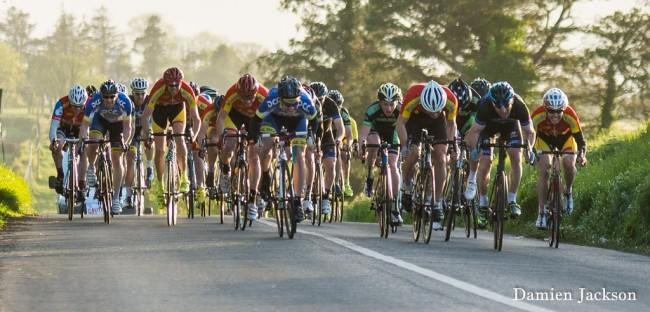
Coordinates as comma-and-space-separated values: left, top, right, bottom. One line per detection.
258, 219, 555, 312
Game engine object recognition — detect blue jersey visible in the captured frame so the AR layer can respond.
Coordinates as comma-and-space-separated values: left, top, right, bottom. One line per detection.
84, 92, 134, 123
256, 87, 317, 119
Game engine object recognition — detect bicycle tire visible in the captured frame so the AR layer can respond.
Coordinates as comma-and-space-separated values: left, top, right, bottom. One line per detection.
548, 176, 561, 248
445, 166, 461, 241
422, 171, 434, 244
312, 162, 322, 226
66, 157, 75, 221
411, 170, 422, 242
98, 158, 110, 224
373, 173, 385, 237
494, 173, 506, 251
272, 166, 284, 237
284, 164, 296, 239
239, 165, 250, 231
230, 172, 241, 230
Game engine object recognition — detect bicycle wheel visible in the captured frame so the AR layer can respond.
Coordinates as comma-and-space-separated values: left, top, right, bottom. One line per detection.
465, 197, 478, 239
445, 166, 461, 241
272, 167, 284, 237
411, 170, 422, 242
239, 165, 250, 231
230, 172, 241, 230
97, 159, 110, 224
548, 176, 561, 248
312, 163, 322, 226
494, 173, 506, 251
336, 178, 345, 222
422, 171, 434, 244
283, 164, 296, 239
166, 160, 175, 226
66, 162, 75, 221
373, 174, 385, 237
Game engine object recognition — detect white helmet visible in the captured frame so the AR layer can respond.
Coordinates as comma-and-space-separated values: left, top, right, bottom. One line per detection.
131, 77, 149, 91
420, 80, 447, 113
543, 88, 568, 110
68, 84, 88, 107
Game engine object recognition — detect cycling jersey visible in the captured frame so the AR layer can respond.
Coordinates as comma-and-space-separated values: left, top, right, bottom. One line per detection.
146, 79, 196, 109
84, 92, 134, 123
129, 94, 150, 129
340, 106, 352, 127
221, 83, 269, 118
196, 93, 213, 120
256, 87, 317, 120
531, 105, 586, 152
456, 94, 480, 136
321, 96, 341, 134
52, 95, 85, 126
475, 93, 530, 127
401, 83, 458, 122
363, 101, 400, 144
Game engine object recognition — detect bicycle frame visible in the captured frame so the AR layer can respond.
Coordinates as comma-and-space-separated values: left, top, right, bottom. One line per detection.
540, 148, 575, 248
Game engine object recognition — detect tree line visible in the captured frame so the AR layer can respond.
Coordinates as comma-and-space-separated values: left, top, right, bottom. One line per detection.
1, 1, 648, 132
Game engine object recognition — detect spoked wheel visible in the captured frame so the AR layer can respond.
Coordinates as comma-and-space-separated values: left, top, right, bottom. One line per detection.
282, 165, 296, 239
421, 172, 434, 244
444, 167, 461, 242
411, 171, 422, 242
381, 175, 391, 239
66, 170, 75, 221
97, 163, 111, 224
166, 161, 179, 226
465, 198, 478, 239
237, 166, 250, 231
312, 164, 322, 226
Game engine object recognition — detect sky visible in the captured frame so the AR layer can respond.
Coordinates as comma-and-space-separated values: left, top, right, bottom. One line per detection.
0, 0, 646, 50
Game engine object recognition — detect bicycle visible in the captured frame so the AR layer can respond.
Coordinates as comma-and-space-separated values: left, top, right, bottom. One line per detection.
129, 137, 149, 216
49, 138, 83, 221
203, 141, 225, 223
223, 127, 251, 230
184, 130, 198, 219
332, 143, 346, 223
480, 136, 529, 251
261, 127, 303, 239
309, 133, 323, 226
539, 148, 575, 248
409, 131, 454, 243
443, 138, 478, 241
152, 132, 187, 226
81, 137, 122, 224
363, 142, 396, 238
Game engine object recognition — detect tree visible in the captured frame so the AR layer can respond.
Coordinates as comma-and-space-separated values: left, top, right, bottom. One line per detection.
133, 15, 170, 80
0, 42, 26, 107
0, 6, 36, 55
85, 8, 132, 80
584, 9, 650, 129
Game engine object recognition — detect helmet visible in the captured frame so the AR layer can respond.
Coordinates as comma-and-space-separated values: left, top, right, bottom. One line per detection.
100, 80, 118, 96
448, 78, 472, 110
377, 82, 402, 102
470, 78, 491, 97
200, 86, 219, 102
86, 85, 97, 97
543, 88, 568, 110
328, 89, 344, 106
487, 81, 514, 107
309, 81, 328, 98
236, 73, 259, 96
189, 81, 200, 95
117, 83, 127, 94
278, 75, 302, 99
130, 77, 149, 91
68, 84, 88, 107
420, 80, 447, 113
163, 67, 184, 86
199, 93, 212, 104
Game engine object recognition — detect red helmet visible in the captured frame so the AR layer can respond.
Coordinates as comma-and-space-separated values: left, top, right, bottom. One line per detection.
236, 74, 259, 96
163, 67, 184, 86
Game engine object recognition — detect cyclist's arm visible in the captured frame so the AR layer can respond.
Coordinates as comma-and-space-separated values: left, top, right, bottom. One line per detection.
464, 122, 486, 150
122, 115, 133, 146
334, 117, 345, 142
521, 121, 535, 148
189, 105, 201, 141
446, 118, 457, 141
215, 107, 228, 140
49, 101, 64, 142
396, 116, 408, 148
140, 105, 154, 136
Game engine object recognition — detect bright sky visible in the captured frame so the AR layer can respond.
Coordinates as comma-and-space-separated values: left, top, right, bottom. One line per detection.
0, 0, 646, 50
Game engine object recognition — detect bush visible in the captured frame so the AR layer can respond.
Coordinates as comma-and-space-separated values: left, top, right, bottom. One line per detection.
0, 164, 34, 227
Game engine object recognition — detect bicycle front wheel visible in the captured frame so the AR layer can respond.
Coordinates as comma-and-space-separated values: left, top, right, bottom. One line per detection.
548, 176, 562, 248
445, 166, 461, 241
494, 173, 506, 251
422, 171, 434, 244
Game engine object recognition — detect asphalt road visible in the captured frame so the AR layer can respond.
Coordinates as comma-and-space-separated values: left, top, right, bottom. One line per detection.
1, 214, 648, 312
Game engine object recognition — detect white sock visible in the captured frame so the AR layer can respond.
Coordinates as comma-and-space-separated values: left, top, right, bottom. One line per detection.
468, 171, 477, 181
508, 192, 517, 203
147, 160, 153, 168
479, 195, 488, 207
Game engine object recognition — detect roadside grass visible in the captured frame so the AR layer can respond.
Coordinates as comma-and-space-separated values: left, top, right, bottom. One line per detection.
0, 164, 34, 227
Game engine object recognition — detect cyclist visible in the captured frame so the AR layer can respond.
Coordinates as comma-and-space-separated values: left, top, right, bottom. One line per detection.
532, 88, 587, 228
329, 90, 355, 198
49, 85, 89, 194
302, 83, 322, 216
187, 81, 213, 203
78, 80, 134, 214
306, 83, 344, 215
251, 75, 317, 222
464, 81, 536, 227
358, 83, 403, 225
140, 67, 201, 199
462, 78, 491, 202
213, 74, 268, 220
398, 80, 458, 231
197, 86, 224, 191
122, 77, 152, 209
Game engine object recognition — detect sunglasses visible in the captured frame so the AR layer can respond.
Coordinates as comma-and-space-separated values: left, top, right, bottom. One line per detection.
102, 94, 117, 99
281, 97, 300, 106
547, 109, 563, 115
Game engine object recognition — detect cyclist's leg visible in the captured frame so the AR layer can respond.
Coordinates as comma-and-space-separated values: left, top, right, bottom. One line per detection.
535, 139, 552, 215
108, 121, 126, 212
256, 116, 277, 196
151, 105, 171, 185
85, 116, 107, 184
170, 106, 188, 179
365, 132, 380, 195
322, 138, 336, 214
124, 147, 136, 201
561, 138, 578, 194
51, 129, 66, 181
205, 127, 219, 187
289, 117, 308, 199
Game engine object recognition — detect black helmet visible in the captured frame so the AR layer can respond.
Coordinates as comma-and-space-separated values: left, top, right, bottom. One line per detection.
100, 80, 118, 96
487, 81, 514, 107
86, 85, 98, 97
470, 78, 491, 98
327, 89, 344, 106
278, 75, 302, 99
309, 81, 328, 98
448, 78, 472, 110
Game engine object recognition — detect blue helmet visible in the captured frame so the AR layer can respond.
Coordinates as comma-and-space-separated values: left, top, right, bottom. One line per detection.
487, 81, 514, 107
278, 75, 302, 99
